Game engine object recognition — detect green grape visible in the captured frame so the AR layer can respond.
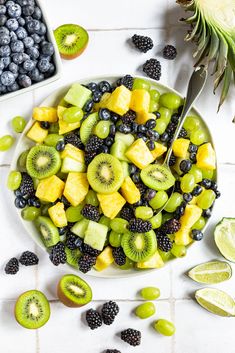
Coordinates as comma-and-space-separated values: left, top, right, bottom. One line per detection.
162, 213, 172, 224
109, 230, 122, 247
149, 100, 159, 113
183, 116, 200, 132
7, 171, 22, 191
94, 120, 111, 139
66, 205, 83, 222
11, 116, 26, 133
192, 216, 206, 230
41, 204, 50, 216
135, 302, 156, 319
21, 206, 41, 221
190, 129, 207, 145
150, 212, 162, 229
140, 287, 160, 300
189, 165, 202, 183
63, 107, 83, 123
154, 319, 175, 336
110, 218, 128, 233
85, 190, 99, 206
171, 244, 186, 258
133, 78, 151, 91
159, 93, 182, 110
44, 134, 63, 147
119, 257, 134, 270
196, 189, 216, 209
180, 174, 195, 193
158, 107, 171, 125
164, 192, 182, 213
0, 135, 15, 151
201, 169, 214, 179
149, 191, 168, 209
158, 249, 172, 262
150, 89, 160, 102
135, 206, 153, 220
154, 119, 167, 134
48, 123, 59, 134
99, 215, 111, 229
17, 150, 29, 172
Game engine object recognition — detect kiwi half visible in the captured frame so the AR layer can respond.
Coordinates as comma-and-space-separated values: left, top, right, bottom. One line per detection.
121, 230, 157, 262
26, 145, 61, 179
36, 216, 60, 247
140, 164, 175, 191
15, 290, 50, 329
65, 248, 81, 268
54, 24, 89, 60
87, 153, 124, 194
57, 274, 92, 308
80, 112, 99, 144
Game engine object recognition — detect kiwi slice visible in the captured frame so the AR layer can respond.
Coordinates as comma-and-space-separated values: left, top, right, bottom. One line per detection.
140, 164, 175, 191
80, 112, 99, 144
15, 290, 50, 329
36, 216, 60, 247
87, 153, 124, 194
26, 145, 61, 179
54, 24, 89, 60
57, 274, 92, 308
65, 247, 81, 268
121, 230, 157, 262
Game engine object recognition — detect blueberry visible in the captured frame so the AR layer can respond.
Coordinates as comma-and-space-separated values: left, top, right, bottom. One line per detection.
87, 82, 97, 92
101, 145, 109, 153
23, 59, 35, 71
118, 124, 131, 134
32, 6, 41, 20
24, 15, 32, 23
188, 143, 198, 153
104, 136, 113, 147
39, 121, 50, 129
5, 1, 15, 7
56, 140, 65, 152
146, 129, 157, 140
200, 178, 212, 189
30, 33, 41, 44
109, 123, 116, 136
0, 34, 10, 45
44, 63, 54, 78
18, 74, 31, 87
0, 45, 11, 57
0, 26, 9, 36
0, 14, 7, 25
98, 80, 111, 93
12, 52, 23, 64
131, 122, 138, 133
58, 227, 67, 236
0, 60, 3, 70
0, 56, 10, 67
37, 57, 50, 72
26, 19, 40, 33
41, 42, 54, 56
147, 140, 155, 151
175, 205, 185, 217
154, 111, 161, 118
37, 23, 46, 35
129, 163, 137, 175
7, 3, 21, 17
137, 133, 147, 142
183, 193, 193, 203
0, 83, 7, 93
22, 5, 34, 15
132, 172, 140, 183
145, 119, 156, 129
9, 62, 18, 73
17, 16, 25, 26
6, 17, 19, 30
191, 229, 203, 241
160, 132, 169, 142
192, 185, 203, 196
0, 4, 6, 14
11, 40, 24, 53
210, 181, 218, 192
15, 196, 26, 208
7, 82, 19, 91
0, 0, 6, 3
179, 159, 192, 173
215, 190, 221, 199
23, 36, 34, 48
110, 113, 119, 123
189, 152, 197, 163
92, 90, 102, 103
16, 27, 27, 39
144, 189, 156, 201
26, 46, 39, 60
9, 30, 17, 42
18, 66, 27, 74
137, 124, 146, 133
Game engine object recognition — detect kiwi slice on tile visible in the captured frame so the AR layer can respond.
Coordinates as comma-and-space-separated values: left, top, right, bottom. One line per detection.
140, 164, 175, 191
36, 216, 60, 247
54, 24, 89, 60
80, 112, 99, 144
26, 145, 61, 179
15, 290, 50, 329
57, 274, 92, 307
65, 248, 81, 268
87, 153, 124, 194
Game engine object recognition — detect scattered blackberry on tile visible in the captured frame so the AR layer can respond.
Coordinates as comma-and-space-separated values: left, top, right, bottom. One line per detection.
19, 251, 39, 266
81, 204, 100, 222
116, 74, 134, 90
163, 45, 177, 60
161, 218, 181, 234
143, 58, 161, 80
112, 247, 126, 266
78, 254, 96, 273
5, 257, 19, 274
132, 34, 153, 53
128, 219, 152, 233
86, 309, 102, 330
102, 300, 119, 325
49, 242, 67, 266
121, 328, 141, 346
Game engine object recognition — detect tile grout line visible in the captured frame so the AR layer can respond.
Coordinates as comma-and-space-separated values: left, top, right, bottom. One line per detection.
86, 24, 187, 32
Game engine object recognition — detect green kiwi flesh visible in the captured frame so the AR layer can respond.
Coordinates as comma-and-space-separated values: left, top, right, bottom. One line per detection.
26, 145, 61, 179
65, 248, 81, 268
15, 290, 50, 329
140, 164, 175, 191
36, 216, 60, 247
87, 153, 124, 194
57, 274, 92, 307
80, 112, 99, 144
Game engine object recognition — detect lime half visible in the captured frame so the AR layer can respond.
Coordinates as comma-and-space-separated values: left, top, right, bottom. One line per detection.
188, 261, 232, 284
214, 218, 235, 262
195, 288, 235, 317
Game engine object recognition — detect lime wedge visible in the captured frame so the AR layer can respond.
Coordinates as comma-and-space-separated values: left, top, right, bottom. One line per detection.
195, 288, 235, 317
214, 218, 235, 262
188, 261, 232, 284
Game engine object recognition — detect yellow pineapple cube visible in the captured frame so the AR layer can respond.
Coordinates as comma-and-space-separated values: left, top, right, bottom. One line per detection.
94, 92, 111, 111
63, 172, 89, 206
106, 85, 131, 116
48, 202, 67, 227
26, 121, 48, 143
136, 111, 156, 125
33, 107, 58, 122
36, 175, 65, 203
60, 144, 85, 163
137, 250, 164, 269
151, 142, 167, 160
121, 176, 141, 204
172, 138, 190, 158
57, 106, 80, 135
57, 105, 66, 119
125, 138, 154, 169
94, 246, 114, 271
174, 227, 193, 246
130, 89, 150, 113
97, 192, 126, 219
196, 143, 216, 170
180, 205, 202, 228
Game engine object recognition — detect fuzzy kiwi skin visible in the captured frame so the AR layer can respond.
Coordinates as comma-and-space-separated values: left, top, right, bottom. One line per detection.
57, 277, 92, 308
60, 40, 88, 60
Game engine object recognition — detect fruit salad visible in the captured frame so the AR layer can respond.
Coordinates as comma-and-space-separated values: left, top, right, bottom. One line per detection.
8, 75, 220, 274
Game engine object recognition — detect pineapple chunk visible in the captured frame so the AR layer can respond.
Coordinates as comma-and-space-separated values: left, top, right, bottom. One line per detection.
121, 176, 141, 204
94, 92, 111, 111
60, 144, 85, 163
125, 138, 154, 169
180, 205, 202, 229
136, 111, 156, 125
130, 89, 150, 113
172, 138, 190, 158
33, 107, 58, 122
106, 85, 131, 116
36, 175, 65, 203
48, 202, 67, 227
94, 246, 114, 271
151, 142, 167, 160
97, 192, 126, 219
196, 143, 216, 170
63, 172, 89, 206
174, 227, 193, 246
137, 250, 164, 269
57, 105, 66, 119
27, 121, 48, 143
57, 106, 80, 135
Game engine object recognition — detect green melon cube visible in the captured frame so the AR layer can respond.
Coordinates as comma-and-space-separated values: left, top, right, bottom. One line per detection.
64, 83, 92, 108
84, 221, 108, 251
71, 219, 89, 238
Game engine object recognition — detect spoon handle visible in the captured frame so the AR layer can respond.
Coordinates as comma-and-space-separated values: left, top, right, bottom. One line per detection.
164, 65, 208, 166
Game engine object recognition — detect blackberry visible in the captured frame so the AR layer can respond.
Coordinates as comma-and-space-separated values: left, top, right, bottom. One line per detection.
120, 206, 135, 221
112, 247, 126, 266
169, 154, 176, 166
78, 254, 96, 273
135, 181, 147, 196
179, 128, 187, 138
84, 151, 97, 165
143, 58, 161, 80
163, 45, 177, 60
166, 122, 177, 136
161, 218, 181, 234
19, 172, 34, 197
86, 309, 102, 330
19, 251, 39, 266
5, 257, 19, 274
106, 350, 121, 353
82, 243, 101, 257
81, 204, 100, 222
85, 135, 103, 152
156, 232, 173, 252
65, 233, 82, 250
102, 300, 119, 325
121, 328, 141, 346
128, 219, 152, 233
49, 242, 67, 266
132, 34, 153, 53
64, 132, 84, 149
116, 74, 134, 90
121, 110, 136, 125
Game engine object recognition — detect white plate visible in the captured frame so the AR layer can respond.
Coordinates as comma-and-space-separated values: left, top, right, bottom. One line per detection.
10, 75, 217, 278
